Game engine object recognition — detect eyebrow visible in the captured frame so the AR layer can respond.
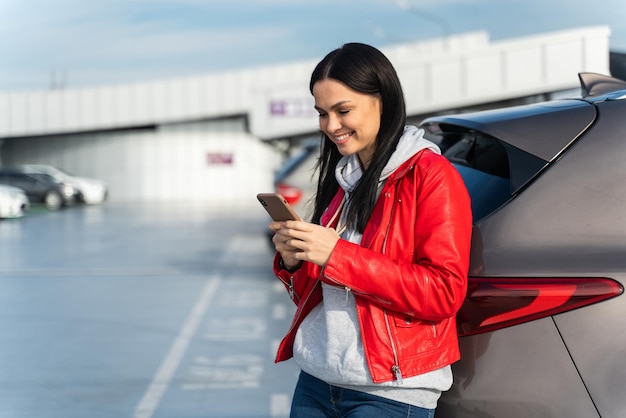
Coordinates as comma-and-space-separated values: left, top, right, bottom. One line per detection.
314, 100, 352, 112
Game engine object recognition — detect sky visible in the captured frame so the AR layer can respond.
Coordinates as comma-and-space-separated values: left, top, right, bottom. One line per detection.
2, 0, 626, 92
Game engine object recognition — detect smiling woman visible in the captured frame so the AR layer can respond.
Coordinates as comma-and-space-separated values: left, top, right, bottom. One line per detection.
313, 79, 382, 168
267, 43, 473, 418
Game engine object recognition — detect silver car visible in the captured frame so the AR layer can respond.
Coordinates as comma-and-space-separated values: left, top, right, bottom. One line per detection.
421, 72, 626, 418
20, 164, 108, 205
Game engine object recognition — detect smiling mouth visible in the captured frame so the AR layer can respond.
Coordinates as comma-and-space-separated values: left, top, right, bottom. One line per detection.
334, 132, 353, 143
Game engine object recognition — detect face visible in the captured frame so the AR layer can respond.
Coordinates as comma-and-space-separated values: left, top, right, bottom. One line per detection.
312, 78, 382, 169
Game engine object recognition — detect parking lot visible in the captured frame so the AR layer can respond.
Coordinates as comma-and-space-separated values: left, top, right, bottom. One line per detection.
0, 203, 299, 418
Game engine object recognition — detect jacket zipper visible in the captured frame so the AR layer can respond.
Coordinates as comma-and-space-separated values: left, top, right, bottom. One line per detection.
325, 190, 406, 381
330, 190, 403, 381
277, 274, 299, 304
383, 192, 402, 381
288, 278, 297, 303
323, 274, 400, 381
328, 191, 403, 381
384, 308, 403, 382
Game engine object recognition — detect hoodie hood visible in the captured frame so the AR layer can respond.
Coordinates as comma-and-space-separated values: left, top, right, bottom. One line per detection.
335, 125, 440, 193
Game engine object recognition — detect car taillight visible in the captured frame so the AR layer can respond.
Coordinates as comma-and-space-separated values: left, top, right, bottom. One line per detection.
458, 277, 623, 337
276, 183, 303, 206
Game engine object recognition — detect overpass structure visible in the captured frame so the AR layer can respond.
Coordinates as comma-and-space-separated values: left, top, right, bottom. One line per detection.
0, 26, 612, 205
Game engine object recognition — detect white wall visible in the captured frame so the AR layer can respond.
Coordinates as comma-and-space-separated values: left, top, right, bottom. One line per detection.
0, 119, 281, 207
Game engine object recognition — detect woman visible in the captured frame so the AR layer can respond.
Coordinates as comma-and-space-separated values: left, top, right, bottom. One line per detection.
269, 43, 472, 418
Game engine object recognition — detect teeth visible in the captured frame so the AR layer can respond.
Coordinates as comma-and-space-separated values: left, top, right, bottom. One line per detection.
335, 133, 351, 141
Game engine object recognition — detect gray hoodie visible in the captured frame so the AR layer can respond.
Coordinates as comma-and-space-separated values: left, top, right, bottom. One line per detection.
292, 125, 452, 409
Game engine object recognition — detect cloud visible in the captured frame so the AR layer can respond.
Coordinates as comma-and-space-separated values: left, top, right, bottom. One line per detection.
2, 0, 626, 91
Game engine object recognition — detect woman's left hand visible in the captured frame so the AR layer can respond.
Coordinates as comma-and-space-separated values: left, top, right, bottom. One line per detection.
271, 220, 341, 267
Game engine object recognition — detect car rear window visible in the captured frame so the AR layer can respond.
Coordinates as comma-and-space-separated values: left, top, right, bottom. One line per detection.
274, 141, 318, 183
422, 124, 546, 222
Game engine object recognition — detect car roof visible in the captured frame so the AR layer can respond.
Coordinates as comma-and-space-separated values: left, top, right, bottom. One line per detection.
0, 168, 58, 182
0, 167, 29, 174
421, 73, 626, 162
421, 99, 595, 162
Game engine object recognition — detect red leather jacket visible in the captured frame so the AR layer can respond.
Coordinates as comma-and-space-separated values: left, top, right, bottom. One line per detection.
273, 149, 472, 383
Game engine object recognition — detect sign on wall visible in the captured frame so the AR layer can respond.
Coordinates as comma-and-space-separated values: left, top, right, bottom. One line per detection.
207, 152, 234, 165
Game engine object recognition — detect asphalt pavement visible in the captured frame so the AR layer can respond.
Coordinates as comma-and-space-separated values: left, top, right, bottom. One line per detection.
0, 203, 299, 418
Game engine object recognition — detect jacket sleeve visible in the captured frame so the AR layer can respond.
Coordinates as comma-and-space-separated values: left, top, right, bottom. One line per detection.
273, 253, 320, 305
320, 155, 472, 321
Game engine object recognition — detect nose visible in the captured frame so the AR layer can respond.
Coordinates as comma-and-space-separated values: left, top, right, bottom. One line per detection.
325, 113, 341, 133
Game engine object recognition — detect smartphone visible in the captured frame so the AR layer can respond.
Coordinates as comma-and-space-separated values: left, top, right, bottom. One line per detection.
257, 193, 301, 221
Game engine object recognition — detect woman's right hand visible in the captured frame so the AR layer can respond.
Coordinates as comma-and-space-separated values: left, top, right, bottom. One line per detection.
269, 220, 341, 268
270, 221, 302, 269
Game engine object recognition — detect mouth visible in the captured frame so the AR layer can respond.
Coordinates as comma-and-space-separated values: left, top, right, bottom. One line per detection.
334, 132, 353, 144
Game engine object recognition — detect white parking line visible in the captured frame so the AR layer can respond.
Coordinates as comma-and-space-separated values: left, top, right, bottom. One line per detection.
133, 276, 220, 418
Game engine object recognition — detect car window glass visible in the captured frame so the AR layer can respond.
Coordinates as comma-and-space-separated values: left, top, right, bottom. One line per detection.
423, 126, 544, 222
29, 173, 56, 184
8, 174, 34, 187
274, 141, 318, 183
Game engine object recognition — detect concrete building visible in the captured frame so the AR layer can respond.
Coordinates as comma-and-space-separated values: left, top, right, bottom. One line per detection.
0, 26, 611, 207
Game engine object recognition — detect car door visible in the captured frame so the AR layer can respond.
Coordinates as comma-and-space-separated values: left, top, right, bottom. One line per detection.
5, 174, 43, 202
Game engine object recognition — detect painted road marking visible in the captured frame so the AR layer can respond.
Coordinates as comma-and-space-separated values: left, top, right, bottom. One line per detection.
182, 354, 264, 390
133, 276, 220, 418
216, 289, 269, 308
203, 317, 266, 341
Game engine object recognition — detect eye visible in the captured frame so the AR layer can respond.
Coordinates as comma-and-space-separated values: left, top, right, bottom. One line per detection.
317, 112, 328, 118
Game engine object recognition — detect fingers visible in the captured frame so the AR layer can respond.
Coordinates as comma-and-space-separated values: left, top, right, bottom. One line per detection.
272, 232, 302, 269
269, 220, 340, 267
271, 227, 303, 264
268, 221, 285, 232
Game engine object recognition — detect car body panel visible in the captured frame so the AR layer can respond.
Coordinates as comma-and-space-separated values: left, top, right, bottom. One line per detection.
554, 296, 626, 418
470, 98, 626, 277
522, 98, 626, 418
421, 74, 626, 417
437, 319, 600, 417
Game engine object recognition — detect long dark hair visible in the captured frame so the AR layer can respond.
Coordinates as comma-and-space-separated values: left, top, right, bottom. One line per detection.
310, 43, 407, 233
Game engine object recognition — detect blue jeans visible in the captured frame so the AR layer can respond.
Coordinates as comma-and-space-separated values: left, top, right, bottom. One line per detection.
290, 371, 436, 418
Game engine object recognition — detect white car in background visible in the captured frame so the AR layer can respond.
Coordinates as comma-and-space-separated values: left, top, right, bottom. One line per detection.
21, 164, 108, 205
0, 184, 29, 218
